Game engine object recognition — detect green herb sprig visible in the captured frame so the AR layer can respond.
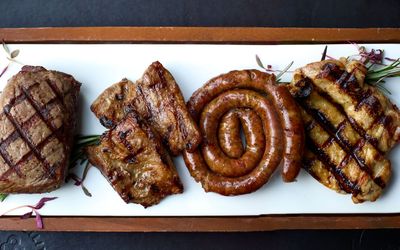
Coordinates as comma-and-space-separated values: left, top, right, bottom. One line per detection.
344, 44, 400, 95
255, 55, 294, 82
364, 59, 400, 95
69, 135, 100, 169
0, 194, 7, 202
68, 135, 100, 197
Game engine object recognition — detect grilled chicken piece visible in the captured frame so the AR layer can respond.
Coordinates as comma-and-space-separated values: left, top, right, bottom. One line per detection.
288, 59, 400, 203
91, 61, 201, 155
86, 113, 183, 207
0, 66, 80, 193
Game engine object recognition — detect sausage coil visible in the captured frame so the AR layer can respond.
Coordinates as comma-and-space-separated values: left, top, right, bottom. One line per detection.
183, 70, 304, 195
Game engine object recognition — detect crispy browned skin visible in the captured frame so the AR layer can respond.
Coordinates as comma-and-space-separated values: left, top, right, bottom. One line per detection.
288, 59, 400, 203
86, 113, 183, 207
183, 70, 304, 195
91, 61, 201, 155
0, 66, 80, 193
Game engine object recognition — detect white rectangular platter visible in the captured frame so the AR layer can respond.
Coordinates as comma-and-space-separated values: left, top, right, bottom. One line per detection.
0, 43, 398, 216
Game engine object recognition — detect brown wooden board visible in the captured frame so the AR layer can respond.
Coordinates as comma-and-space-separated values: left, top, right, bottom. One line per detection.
0, 27, 399, 232
1, 27, 400, 44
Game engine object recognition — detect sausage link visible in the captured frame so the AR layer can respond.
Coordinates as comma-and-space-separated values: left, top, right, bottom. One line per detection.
183, 69, 304, 195
218, 109, 244, 158
202, 90, 271, 178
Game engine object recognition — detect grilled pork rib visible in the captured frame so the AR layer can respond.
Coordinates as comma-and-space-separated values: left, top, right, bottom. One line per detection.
91, 61, 201, 155
288, 59, 400, 203
86, 113, 183, 207
0, 66, 80, 193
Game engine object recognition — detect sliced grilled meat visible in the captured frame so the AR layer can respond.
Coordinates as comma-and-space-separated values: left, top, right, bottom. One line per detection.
0, 66, 81, 193
86, 112, 183, 207
288, 59, 399, 203
91, 61, 201, 155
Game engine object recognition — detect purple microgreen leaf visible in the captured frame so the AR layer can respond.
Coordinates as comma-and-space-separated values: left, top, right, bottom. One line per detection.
325, 55, 336, 60
34, 197, 58, 210
35, 211, 43, 229
385, 57, 398, 62
321, 45, 328, 61
67, 173, 82, 186
20, 211, 33, 219
10, 49, 19, 59
68, 160, 93, 197
1, 197, 56, 229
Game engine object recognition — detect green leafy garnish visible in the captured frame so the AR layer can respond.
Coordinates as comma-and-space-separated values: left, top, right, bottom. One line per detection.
0, 194, 7, 202
365, 59, 400, 95
69, 135, 100, 169
67, 135, 100, 197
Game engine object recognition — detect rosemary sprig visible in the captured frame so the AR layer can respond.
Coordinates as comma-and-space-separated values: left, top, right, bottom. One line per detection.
68, 135, 100, 197
358, 47, 400, 95
69, 135, 100, 169
322, 45, 400, 95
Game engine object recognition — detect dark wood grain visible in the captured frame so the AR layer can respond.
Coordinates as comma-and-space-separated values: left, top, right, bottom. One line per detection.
0, 27, 399, 231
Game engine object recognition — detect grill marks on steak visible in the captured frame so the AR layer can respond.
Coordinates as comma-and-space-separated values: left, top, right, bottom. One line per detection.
0, 66, 80, 193
86, 62, 195, 206
288, 59, 399, 203
91, 61, 201, 155
86, 113, 183, 207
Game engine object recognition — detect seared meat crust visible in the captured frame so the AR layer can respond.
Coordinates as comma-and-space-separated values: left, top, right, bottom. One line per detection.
91, 61, 201, 155
0, 66, 81, 193
86, 113, 183, 207
288, 59, 399, 203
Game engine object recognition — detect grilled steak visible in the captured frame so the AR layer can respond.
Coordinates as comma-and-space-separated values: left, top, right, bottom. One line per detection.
0, 66, 81, 193
288, 59, 400, 203
86, 112, 183, 207
91, 61, 201, 155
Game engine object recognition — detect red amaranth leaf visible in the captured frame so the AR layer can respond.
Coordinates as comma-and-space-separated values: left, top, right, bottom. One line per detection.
35, 212, 43, 229
32, 197, 58, 210
1, 197, 57, 229
67, 173, 83, 186
20, 211, 33, 219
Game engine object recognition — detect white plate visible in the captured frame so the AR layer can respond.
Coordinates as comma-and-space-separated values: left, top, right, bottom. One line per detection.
0, 43, 399, 216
